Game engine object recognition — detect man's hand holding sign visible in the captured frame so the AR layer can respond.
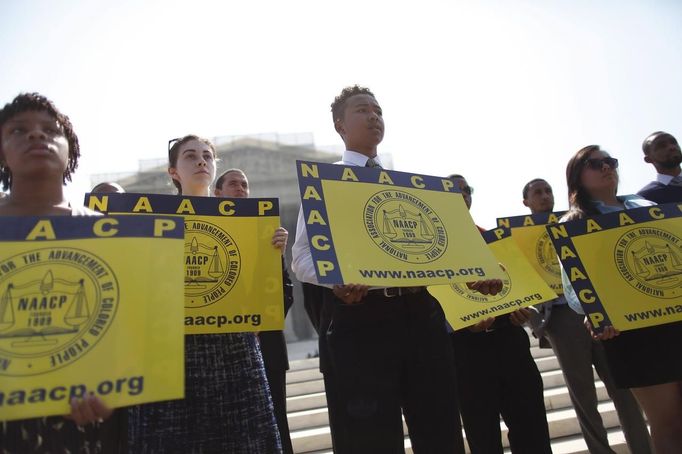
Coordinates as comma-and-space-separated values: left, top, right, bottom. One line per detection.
428, 227, 557, 330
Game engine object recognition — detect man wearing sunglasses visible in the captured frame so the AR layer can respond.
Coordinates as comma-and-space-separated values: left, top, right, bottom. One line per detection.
523, 178, 652, 454
638, 131, 682, 204
448, 174, 552, 454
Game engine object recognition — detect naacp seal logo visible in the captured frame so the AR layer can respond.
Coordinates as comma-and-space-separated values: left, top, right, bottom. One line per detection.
364, 190, 447, 264
615, 227, 682, 299
0, 248, 118, 377
184, 220, 241, 308
450, 264, 512, 303
536, 231, 561, 278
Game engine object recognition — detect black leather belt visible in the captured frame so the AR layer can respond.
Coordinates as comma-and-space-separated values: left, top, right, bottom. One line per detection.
366, 286, 426, 298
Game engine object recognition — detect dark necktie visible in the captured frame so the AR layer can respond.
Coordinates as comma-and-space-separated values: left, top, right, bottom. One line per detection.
366, 157, 382, 169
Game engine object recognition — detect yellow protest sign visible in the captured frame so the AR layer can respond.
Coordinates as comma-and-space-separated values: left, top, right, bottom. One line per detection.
546, 204, 682, 332
497, 212, 566, 294
0, 215, 184, 421
297, 161, 504, 285
85, 193, 284, 334
429, 227, 557, 329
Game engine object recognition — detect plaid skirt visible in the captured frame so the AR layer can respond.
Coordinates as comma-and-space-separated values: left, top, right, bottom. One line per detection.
128, 333, 282, 453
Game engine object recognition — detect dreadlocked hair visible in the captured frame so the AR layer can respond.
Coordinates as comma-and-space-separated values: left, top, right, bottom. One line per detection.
0, 93, 81, 191
0, 93, 80, 191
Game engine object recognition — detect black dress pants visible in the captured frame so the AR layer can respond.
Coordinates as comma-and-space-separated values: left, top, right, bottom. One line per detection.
451, 325, 552, 454
324, 290, 465, 454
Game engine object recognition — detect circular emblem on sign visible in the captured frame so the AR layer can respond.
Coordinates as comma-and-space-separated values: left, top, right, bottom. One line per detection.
614, 227, 682, 299
184, 220, 241, 307
450, 263, 512, 303
364, 190, 448, 264
535, 231, 561, 277
0, 247, 119, 377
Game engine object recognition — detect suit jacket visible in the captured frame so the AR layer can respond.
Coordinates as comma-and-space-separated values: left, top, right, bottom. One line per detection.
302, 282, 325, 336
637, 181, 682, 204
301, 282, 336, 373
259, 260, 294, 372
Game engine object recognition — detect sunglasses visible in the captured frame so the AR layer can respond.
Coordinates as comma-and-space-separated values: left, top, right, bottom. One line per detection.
585, 157, 618, 170
168, 137, 182, 157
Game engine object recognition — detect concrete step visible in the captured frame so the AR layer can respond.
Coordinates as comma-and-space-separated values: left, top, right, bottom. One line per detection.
287, 378, 326, 398
307, 426, 631, 454
286, 381, 610, 431
286, 354, 562, 387
290, 399, 628, 453
286, 361, 596, 399
284, 330, 640, 454
286, 334, 546, 374
543, 427, 630, 454
289, 357, 320, 372
287, 391, 327, 413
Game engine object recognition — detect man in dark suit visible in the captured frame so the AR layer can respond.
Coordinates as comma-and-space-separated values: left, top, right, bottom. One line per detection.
215, 168, 294, 454
448, 175, 552, 454
260, 267, 294, 454
292, 85, 502, 453
637, 131, 682, 204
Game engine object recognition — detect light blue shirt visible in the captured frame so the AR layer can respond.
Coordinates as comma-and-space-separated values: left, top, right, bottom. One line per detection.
563, 195, 656, 314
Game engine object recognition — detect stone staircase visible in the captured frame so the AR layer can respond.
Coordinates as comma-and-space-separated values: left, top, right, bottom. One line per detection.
285, 332, 635, 453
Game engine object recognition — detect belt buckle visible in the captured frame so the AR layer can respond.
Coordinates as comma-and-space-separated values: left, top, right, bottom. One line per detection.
383, 287, 401, 298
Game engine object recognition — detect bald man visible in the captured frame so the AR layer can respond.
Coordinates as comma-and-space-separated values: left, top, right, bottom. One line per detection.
638, 131, 682, 203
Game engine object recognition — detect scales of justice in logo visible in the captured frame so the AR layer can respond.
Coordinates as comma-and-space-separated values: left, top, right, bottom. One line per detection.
616, 227, 682, 299
536, 231, 561, 277
0, 250, 117, 376
364, 190, 448, 264
184, 220, 241, 308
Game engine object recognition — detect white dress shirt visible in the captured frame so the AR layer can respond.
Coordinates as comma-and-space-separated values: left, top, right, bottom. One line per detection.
657, 173, 677, 185
656, 173, 682, 186
291, 150, 383, 285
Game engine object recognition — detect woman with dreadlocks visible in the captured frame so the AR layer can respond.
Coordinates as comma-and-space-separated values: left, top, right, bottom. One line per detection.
0, 92, 125, 453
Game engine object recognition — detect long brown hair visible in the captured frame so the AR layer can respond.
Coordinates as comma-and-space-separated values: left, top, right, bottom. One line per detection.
564, 145, 617, 221
167, 134, 215, 194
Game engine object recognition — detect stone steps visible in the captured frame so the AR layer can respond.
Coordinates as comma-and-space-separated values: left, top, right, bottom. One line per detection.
285, 333, 640, 453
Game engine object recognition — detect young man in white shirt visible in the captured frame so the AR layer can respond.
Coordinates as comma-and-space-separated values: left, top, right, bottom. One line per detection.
292, 85, 500, 453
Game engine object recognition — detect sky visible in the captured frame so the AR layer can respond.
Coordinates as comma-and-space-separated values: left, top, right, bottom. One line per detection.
1, 0, 681, 228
